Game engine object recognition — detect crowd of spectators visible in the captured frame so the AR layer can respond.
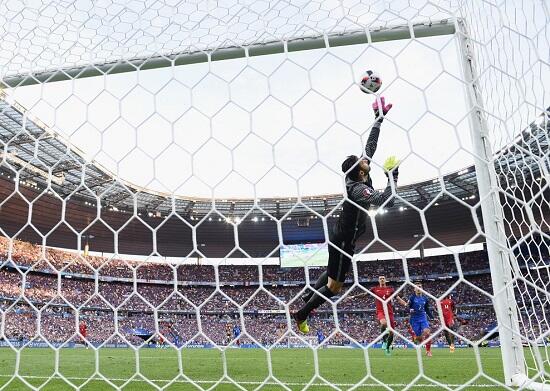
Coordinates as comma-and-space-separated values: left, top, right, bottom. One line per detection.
3, 306, 500, 347
0, 237, 491, 284
1, 236, 546, 347
0, 267, 495, 313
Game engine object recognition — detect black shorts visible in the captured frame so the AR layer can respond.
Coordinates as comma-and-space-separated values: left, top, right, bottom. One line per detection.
327, 238, 354, 283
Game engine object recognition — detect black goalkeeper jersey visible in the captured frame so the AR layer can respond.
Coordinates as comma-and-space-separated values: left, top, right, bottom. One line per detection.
332, 120, 396, 250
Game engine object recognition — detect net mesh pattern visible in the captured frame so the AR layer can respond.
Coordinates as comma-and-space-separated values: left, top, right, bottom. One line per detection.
0, 0, 548, 390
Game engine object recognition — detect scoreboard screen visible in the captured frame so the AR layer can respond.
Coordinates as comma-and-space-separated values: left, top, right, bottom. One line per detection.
279, 243, 328, 267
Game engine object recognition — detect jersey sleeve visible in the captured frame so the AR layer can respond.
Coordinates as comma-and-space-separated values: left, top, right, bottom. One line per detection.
408, 295, 415, 311
349, 181, 395, 208
364, 120, 382, 159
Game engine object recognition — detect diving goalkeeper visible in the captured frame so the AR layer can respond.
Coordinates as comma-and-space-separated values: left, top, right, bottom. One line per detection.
293, 96, 399, 333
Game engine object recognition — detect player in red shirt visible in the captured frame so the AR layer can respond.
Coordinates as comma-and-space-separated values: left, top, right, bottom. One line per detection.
349, 276, 405, 355
439, 294, 456, 352
79, 321, 88, 349
372, 276, 395, 355
372, 276, 408, 355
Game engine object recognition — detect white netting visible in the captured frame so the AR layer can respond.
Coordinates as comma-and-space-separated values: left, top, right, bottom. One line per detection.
456, 1, 549, 387
0, 0, 462, 76
0, 0, 548, 390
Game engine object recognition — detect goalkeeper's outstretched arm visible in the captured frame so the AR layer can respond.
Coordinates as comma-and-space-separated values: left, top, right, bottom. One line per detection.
364, 96, 392, 159
350, 96, 398, 208
364, 120, 382, 160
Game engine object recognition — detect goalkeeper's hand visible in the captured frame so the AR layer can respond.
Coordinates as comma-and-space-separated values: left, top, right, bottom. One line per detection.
383, 155, 400, 181
373, 96, 393, 120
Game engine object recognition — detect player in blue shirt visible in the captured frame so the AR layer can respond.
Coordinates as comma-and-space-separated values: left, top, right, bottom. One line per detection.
233, 324, 241, 338
233, 324, 241, 346
317, 329, 325, 345
406, 282, 434, 357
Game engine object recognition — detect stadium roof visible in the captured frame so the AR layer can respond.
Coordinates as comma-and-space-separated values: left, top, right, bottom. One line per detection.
0, 91, 548, 216
0, 91, 483, 216
0, 91, 548, 256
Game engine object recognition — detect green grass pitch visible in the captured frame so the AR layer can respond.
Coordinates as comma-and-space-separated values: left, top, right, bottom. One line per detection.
0, 347, 542, 390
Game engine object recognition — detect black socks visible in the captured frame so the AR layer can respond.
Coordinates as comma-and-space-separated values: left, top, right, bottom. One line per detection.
297, 284, 335, 321
301, 271, 329, 303
387, 331, 394, 348
381, 324, 388, 343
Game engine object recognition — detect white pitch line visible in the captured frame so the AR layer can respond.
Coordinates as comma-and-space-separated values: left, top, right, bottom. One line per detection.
0, 375, 502, 388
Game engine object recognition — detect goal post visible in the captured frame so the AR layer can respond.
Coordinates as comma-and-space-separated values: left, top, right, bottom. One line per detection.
1, 21, 456, 88
453, 4, 550, 388
455, 18, 528, 387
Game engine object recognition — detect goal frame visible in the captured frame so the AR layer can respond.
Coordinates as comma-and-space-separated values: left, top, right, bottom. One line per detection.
1, 16, 543, 389
455, 18, 529, 388
1, 21, 455, 88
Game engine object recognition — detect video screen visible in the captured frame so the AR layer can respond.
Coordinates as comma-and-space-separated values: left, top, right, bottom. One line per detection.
280, 243, 328, 267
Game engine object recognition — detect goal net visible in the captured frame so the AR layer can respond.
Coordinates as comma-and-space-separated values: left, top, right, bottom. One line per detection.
0, 0, 548, 390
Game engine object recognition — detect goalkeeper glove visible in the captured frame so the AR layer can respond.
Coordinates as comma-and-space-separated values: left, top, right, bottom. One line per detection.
383, 155, 399, 181
372, 96, 393, 120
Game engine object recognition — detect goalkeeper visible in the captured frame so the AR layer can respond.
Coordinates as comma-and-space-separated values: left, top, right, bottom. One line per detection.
294, 96, 399, 333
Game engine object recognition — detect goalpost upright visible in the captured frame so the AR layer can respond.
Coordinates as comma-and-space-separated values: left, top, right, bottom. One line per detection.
455, 17, 531, 388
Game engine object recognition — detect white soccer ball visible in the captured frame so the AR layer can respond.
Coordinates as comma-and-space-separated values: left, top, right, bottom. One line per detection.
359, 70, 382, 94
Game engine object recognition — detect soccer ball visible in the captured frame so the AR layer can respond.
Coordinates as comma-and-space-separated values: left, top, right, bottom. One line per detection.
359, 70, 382, 93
